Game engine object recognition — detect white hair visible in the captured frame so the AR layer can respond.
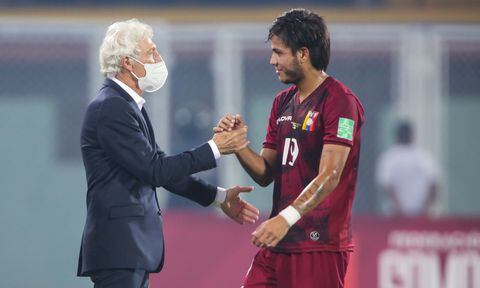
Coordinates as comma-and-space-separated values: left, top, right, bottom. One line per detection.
99, 19, 153, 78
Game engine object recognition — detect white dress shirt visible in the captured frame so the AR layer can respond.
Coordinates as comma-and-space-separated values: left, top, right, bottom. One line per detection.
111, 77, 145, 111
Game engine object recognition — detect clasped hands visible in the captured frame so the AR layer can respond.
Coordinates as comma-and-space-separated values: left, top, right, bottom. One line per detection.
211, 114, 259, 225
211, 114, 248, 155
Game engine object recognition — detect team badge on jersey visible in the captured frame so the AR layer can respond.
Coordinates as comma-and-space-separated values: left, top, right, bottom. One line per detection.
337, 117, 355, 140
301, 110, 319, 131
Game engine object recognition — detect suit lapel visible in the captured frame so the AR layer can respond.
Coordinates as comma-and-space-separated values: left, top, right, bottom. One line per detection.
141, 108, 156, 147
104, 78, 155, 147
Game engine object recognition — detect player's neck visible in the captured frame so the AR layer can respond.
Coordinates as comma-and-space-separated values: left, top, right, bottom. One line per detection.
296, 70, 328, 103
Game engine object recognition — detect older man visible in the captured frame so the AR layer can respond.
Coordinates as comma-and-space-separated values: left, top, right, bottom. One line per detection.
77, 19, 259, 288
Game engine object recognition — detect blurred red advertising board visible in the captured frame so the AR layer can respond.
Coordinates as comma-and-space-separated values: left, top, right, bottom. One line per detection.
350, 216, 480, 288
151, 212, 480, 288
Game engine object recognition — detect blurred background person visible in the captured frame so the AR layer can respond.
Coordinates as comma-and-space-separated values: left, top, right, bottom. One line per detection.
376, 120, 439, 217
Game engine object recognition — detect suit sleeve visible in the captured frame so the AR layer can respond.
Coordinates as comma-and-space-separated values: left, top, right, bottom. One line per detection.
155, 145, 217, 206
163, 176, 217, 207
97, 97, 217, 188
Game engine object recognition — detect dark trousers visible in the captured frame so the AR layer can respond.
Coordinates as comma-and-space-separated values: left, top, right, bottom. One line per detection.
90, 269, 149, 288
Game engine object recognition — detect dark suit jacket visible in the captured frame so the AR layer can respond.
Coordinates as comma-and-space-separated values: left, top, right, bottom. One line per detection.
77, 78, 217, 276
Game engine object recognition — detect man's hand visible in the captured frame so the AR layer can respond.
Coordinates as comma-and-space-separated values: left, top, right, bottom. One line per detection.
251, 215, 290, 248
221, 186, 259, 224
212, 126, 249, 154
213, 114, 245, 133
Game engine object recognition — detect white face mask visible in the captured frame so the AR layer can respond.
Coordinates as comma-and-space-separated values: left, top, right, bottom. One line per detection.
130, 57, 168, 93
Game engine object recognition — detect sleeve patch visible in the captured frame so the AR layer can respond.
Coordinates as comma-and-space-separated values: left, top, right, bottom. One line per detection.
337, 117, 354, 141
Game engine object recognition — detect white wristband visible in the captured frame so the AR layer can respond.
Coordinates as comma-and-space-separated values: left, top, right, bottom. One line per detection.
279, 206, 301, 227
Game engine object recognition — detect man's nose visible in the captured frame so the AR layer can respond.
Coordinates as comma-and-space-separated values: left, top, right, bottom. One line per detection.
269, 56, 276, 66
154, 51, 162, 63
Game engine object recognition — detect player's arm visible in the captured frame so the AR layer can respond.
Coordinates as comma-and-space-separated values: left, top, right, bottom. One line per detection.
291, 144, 350, 215
215, 114, 277, 187
251, 144, 350, 248
235, 147, 276, 187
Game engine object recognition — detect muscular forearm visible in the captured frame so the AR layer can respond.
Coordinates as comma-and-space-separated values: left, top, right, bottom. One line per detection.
292, 171, 340, 216
290, 144, 349, 216
235, 147, 273, 187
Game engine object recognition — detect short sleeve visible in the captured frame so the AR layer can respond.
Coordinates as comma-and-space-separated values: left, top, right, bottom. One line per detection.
322, 93, 361, 147
263, 95, 280, 150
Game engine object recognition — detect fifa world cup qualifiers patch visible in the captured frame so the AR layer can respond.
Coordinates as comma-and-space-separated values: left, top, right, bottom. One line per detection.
302, 110, 319, 131
337, 117, 354, 140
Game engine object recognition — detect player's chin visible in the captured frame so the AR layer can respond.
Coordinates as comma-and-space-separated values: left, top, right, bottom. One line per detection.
279, 76, 295, 85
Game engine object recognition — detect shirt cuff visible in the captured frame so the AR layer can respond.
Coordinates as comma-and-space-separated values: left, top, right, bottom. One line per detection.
208, 140, 221, 160
213, 187, 227, 208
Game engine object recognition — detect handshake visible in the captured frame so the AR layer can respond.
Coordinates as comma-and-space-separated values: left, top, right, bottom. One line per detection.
211, 114, 248, 155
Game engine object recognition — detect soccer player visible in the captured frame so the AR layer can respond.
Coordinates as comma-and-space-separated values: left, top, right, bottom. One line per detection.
215, 9, 365, 288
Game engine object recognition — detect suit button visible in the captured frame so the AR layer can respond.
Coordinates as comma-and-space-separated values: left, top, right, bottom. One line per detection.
157, 211, 161, 216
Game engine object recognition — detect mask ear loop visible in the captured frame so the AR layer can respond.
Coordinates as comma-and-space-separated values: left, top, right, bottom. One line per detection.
127, 56, 143, 80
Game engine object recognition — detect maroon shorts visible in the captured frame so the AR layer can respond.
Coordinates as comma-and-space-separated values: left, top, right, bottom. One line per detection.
242, 249, 350, 288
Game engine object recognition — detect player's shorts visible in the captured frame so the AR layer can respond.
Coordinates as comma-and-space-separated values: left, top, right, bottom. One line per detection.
241, 248, 350, 288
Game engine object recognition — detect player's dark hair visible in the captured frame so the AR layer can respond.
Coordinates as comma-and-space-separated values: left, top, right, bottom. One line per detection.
396, 120, 413, 144
268, 8, 330, 71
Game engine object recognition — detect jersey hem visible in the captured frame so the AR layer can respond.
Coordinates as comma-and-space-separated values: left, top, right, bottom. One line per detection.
270, 245, 355, 254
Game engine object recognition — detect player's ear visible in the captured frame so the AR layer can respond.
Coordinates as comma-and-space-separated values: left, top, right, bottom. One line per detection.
297, 47, 309, 65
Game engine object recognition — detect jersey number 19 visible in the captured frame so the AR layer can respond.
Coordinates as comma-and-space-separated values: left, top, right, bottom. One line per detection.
282, 137, 299, 166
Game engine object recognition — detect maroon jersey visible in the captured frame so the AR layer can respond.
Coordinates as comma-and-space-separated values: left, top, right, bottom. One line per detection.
263, 77, 365, 253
